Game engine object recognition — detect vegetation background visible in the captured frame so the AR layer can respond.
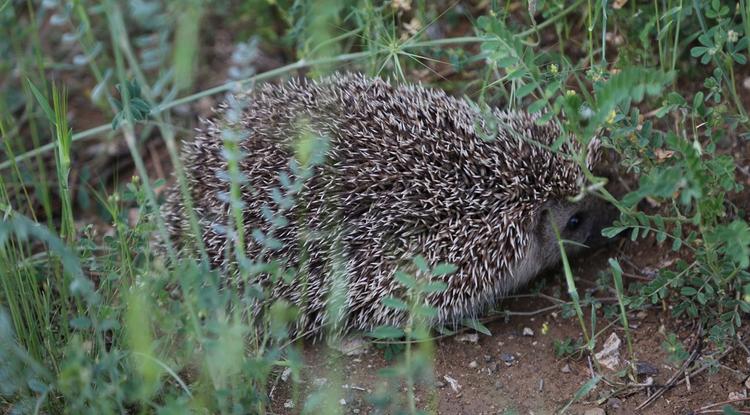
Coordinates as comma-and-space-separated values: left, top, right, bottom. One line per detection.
1, 0, 750, 413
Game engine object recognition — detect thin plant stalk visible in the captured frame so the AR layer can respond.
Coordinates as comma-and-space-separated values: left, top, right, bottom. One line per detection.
609, 258, 636, 378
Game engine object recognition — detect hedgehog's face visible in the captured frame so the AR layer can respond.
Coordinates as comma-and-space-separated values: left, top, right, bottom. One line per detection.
532, 196, 617, 271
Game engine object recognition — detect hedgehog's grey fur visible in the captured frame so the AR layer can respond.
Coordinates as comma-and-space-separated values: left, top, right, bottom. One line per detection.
162, 73, 608, 336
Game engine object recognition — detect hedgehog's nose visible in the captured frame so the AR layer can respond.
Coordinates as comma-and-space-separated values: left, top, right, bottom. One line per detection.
587, 203, 620, 248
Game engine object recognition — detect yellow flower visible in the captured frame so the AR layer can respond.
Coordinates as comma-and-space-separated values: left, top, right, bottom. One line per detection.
606, 110, 617, 124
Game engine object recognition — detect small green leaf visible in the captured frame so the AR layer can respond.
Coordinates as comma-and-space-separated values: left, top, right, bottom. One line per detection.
413, 304, 439, 319
432, 262, 458, 276
528, 98, 547, 114
680, 287, 697, 296
381, 297, 408, 311
412, 255, 430, 273
70, 316, 91, 329
516, 82, 537, 99
368, 326, 405, 339
394, 271, 417, 289
462, 318, 491, 336
26, 79, 55, 124
602, 226, 627, 238
723, 404, 742, 415
690, 46, 708, 57
421, 281, 449, 294
560, 375, 601, 413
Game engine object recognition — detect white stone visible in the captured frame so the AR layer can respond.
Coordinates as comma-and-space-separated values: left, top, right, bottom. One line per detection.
594, 332, 622, 370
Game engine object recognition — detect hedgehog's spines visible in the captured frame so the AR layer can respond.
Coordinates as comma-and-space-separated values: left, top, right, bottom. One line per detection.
162, 73, 596, 336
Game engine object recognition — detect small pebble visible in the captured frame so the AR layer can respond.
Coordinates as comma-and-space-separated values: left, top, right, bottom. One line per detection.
339, 398, 347, 406
522, 327, 534, 337
456, 333, 479, 344
281, 367, 292, 382
468, 360, 478, 369
283, 399, 295, 409
561, 364, 571, 373
444, 375, 461, 392
607, 397, 623, 410
729, 390, 747, 400
635, 361, 658, 376
499, 353, 516, 366
583, 408, 605, 415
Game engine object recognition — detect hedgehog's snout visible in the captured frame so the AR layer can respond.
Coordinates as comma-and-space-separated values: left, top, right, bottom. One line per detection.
560, 196, 617, 252
582, 200, 620, 249
537, 196, 617, 265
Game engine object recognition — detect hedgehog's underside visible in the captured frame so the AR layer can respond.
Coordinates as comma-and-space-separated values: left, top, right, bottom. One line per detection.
161, 73, 588, 335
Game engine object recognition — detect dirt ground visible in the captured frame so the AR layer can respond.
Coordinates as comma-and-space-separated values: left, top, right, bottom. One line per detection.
269, 238, 749, 415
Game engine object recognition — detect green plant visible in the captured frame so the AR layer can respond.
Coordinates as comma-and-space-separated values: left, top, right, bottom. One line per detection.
367, 256, 452, 414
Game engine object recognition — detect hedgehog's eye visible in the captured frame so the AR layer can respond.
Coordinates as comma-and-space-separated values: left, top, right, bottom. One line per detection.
566, 213, 583, 231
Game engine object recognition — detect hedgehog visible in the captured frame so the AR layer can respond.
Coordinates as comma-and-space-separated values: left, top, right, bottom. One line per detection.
161, 73, 613, 336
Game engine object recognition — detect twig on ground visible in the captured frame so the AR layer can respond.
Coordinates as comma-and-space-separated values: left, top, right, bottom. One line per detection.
636, 332, 703, 411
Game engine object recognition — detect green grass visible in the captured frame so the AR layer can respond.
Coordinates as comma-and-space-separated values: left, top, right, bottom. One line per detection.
2, 0, 750, 413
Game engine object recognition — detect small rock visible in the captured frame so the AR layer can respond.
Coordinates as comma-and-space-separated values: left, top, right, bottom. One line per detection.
745, 377, 750, 389
281, 367, 292, 382
523, 327, 535, 337
744, 77, 750, 91
594, 332, 621, 370
493, 380, 502, 390
339, 398, 347, 406
455, 333, 479, 344
635, 361, 658, 376
352, 409, 360, 414
330, 336, 371, 356
499, 353, 516, 366
283, 399, 295, 409
443, 375, 461, 392
583, 408, 605, 415
435, 380, 446, 389
483, 354, 493, 363
607, 397, 623, 410
561, 364, 571, 373
729, 390, 748, 400
468, 360, 478, 369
